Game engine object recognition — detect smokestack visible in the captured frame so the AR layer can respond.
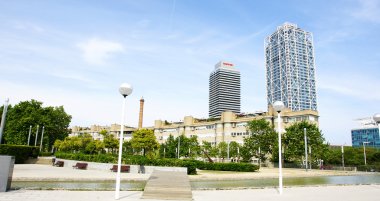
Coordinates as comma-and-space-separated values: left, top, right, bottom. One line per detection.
138, 97, 145, 129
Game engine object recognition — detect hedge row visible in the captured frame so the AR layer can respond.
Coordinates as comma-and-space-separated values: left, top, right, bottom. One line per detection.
0, 145, 39, 164
39, 152, 54, 156
55, 153, 259, 175
55, 152, 117, 163
357, 164, 380, 172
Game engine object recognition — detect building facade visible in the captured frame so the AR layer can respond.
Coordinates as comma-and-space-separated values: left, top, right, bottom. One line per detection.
70, 124, 140, 141
351, 117, 380, 148
265, 22, 317, 111
71, 107, 319, 146
209, 61, 241, 117
155, 106, 319, 145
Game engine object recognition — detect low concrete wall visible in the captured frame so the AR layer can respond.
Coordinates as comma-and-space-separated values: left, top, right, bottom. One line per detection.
56, 158, 187, 174
0, 155, 15, 192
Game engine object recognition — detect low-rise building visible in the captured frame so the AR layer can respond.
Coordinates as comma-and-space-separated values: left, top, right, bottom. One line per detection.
70, 106, 319, 145
70, 124, 140, 141
154, 106, 319, 145
351, 117, 380, 148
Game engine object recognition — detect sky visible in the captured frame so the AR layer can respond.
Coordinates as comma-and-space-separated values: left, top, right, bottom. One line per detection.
0, 0, 380, 145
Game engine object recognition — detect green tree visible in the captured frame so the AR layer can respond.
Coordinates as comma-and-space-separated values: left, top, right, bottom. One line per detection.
229, 141, 241, 159
85, 140, 105, 154
1, 100, 71, 151
185, 136, 200, 158
324, 146, 380, 166
217, 142, 228, 160
103, 134, 119, 154
130, 129, 159, 156
282, 121, 327, 164
201, 141, 216, 161
161, 135, 177, 158
122, 140, 133, 155
242, 119, 277, 162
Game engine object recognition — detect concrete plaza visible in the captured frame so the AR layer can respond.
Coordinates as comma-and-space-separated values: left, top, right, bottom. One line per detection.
1, 185, 379, 201
2, 164, 380, 201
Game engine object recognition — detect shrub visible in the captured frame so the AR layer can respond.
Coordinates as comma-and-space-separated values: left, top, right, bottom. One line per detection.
55, 152, 259, 175
197, 161, 259, 172
55, 152, 117, 163
39, 152, 53, 156
357, 164, 380, 172
0, 145, 39, 163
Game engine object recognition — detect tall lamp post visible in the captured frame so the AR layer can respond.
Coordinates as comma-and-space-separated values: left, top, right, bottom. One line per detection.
115, 83, 133, 200
0, 98, 9, 144
39, 126, 45, 152
34, 125, 39, 146
273, 101, 285, 195
363, 141, 369, 166
178, 134, 181, 159
304, 128, 308, 171
341, 145, 345, 170
227, 141, 230, 161
27, 125, 32, 145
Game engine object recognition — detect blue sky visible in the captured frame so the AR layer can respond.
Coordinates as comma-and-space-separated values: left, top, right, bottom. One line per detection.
1, 0, 379, 145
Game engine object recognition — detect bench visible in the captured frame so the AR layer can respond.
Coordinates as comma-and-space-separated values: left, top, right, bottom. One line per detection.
72, 162, 88, 170
110, 165, 130, 172
54, 161, 64, 167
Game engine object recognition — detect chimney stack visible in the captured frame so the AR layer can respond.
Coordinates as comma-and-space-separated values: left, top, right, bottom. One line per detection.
138, 97, 145, 129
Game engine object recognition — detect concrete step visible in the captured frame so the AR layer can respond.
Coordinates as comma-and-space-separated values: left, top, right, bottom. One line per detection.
25, 157, 53, 165
142, 170, 192, 200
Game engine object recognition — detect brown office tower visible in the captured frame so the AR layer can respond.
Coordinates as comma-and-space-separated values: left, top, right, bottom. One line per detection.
138, 97, 145, 129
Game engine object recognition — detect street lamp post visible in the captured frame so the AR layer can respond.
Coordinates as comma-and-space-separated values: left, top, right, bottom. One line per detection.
219, 148, 221, 162
39, 126, 45, 152
341, 145, 345, 170
178, 134, 181, 159
304, 128, 308, 171
34, 125, 39, 146
0, 98, 9, 144
258, 147, 261, 167
363, 141, 369, 166
27, 125, 32, 146
227, 141, 230, 161
115, 83, 133, 200
273, 101, 285, 195
309, 145, 312, 170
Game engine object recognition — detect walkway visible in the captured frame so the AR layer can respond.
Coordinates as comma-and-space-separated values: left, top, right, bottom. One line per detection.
1, 185, 380, 201
142, 170, 192, 200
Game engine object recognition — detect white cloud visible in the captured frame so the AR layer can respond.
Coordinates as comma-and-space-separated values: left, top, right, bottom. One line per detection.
12, 21, 45, 33
77, 38, 125, 65
136, 19, 151, 28
318, 73, 380, 101
352, 0, 380, 23
0, 80, 141, 127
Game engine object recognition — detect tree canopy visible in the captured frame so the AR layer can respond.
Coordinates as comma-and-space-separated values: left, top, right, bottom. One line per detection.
54, 133, 104, 154
130, 129, 159, 157
160, 134, 201, 159
241, 119, 277, 162
281, 121, 328, 164
1, 99, 71, 151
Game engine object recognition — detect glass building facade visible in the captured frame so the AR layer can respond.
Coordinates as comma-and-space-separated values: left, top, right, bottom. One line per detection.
265, 23, 317, 111
209, 61, 241, 118
351, 127, 380, 148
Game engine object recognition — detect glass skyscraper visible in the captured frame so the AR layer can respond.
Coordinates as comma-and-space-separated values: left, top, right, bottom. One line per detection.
352, 128, 380, 148
265, 22, 317, 111
209, 61, 241, 118
351, 117, 380, 148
